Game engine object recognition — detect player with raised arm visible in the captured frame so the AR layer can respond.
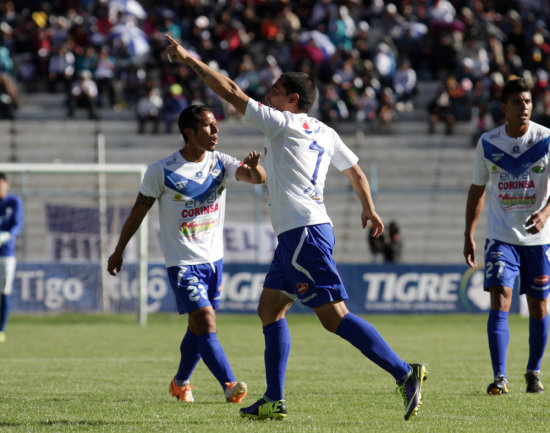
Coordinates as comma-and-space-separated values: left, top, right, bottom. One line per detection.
464, 77, 550, 395
165, 34, 427, 421
108, 104, 266, 404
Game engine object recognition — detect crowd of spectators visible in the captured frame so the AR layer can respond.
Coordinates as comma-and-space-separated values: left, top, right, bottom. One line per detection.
1, 0, 550, 134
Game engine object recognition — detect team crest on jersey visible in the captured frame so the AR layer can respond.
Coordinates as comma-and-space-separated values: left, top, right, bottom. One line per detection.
512, 145, 520, 154
212, 168, 222, 179
175, 180, 188, 190
297, 283, 308, 295
491, 165, 499, 173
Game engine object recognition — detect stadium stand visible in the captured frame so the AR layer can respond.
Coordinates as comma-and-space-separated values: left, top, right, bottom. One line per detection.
5, 1, 549, 264
6, 84, 483, 264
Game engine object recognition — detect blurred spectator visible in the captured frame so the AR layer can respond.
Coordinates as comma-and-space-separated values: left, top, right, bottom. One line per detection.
66, 70, 99, 120
355, 86, 379, 131
368, 226, 387, 264
373, 41, 397, 88
136, 85, 162, 134
16, 53, 37, 92
0, 74, 18, 120
0, 45, 13, 75
393, 59, 417, 111
368, 220, 402, 263
75, 45, 97, 77
93, 46, 116, 108
162, 83, 187, 134
384, 221, 403, 263
119, 64, 146, 109
428, 80, 455, 135
376, 87, 396, 134
48, 45, 75, 93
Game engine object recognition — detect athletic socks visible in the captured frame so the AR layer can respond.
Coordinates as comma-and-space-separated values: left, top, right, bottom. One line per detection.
0, 294, 10, 332
175, 328, 201, 383
263, 318, 291, 401
527, 313, 549, 372
487, 310, 509, 378
196, 332, 236, 389
336, 312, 411, 381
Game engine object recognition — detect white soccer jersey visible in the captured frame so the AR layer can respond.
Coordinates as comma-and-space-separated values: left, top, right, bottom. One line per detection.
472, 121, 550, 245
245, 98, 359, 235
140, 150, 241, 266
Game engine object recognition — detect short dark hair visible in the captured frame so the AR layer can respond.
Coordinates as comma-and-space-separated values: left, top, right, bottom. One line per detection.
279, 72, 317, 113
501, 78, 531, 104
178, 104, 212, 142
0, 172, 6, 181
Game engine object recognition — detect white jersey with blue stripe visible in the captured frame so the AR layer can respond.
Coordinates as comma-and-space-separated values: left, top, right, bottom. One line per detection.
244, 98, 359, 235
472, 121, 550, 245
140, 150, 241, 266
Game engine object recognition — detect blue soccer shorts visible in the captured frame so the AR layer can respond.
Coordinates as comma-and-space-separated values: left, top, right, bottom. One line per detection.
484, 238, 550, 299
167, 259, 223, 314
264, 223, 348, 308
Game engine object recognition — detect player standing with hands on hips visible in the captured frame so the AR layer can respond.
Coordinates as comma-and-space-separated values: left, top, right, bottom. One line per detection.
0, 172, 23, 343
165, 34, 427, 421
108, 105, 266, 404
464, 77, 550, 395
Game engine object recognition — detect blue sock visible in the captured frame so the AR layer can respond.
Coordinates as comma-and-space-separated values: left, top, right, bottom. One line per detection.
527, 313, 549, 372
336, 312, 410, 381
0, 294, 10, 332
175, 328, 201, 383
196, 333, 235, 389
487, 310, 509, 378
263, 318, 291, 401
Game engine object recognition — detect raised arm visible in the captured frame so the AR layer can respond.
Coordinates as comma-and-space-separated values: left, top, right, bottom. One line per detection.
236, 150, 266, 184
342, 164, 384, 237
165, 34, 250, 114
107, 193, 155, 276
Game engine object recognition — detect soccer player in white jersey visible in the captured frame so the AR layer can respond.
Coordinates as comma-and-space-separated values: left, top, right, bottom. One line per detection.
464, 77, 550, 395
108, 104, 266, 404
165, 34, 427, 421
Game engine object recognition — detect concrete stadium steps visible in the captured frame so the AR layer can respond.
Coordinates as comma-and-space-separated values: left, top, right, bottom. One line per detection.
3, 105, 484, 263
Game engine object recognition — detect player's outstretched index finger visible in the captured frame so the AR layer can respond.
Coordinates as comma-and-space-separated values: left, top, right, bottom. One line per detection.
165, 34, 180, 45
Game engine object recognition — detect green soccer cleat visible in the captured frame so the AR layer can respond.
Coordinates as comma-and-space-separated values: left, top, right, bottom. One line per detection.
487, 375, 508, 395
525, 372, 544, 393
397, 363, 428, 421
240, 397, 287, 420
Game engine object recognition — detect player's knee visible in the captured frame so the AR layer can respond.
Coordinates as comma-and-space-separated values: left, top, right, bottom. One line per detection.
188, 307, 217, 335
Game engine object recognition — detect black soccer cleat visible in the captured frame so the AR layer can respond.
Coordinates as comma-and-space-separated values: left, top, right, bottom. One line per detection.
487, 375, 508, 395
525, 372, 544, 393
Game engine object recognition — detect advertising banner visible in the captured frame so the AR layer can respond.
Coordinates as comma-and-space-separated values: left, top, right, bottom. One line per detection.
9, 262, 519, 314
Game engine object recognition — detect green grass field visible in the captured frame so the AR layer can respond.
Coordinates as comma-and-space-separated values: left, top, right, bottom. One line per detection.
1, 313, 549, 432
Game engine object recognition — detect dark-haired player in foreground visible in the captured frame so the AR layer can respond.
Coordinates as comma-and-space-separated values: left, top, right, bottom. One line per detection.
108, 104, 265, 404
166, 34, 427, 421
